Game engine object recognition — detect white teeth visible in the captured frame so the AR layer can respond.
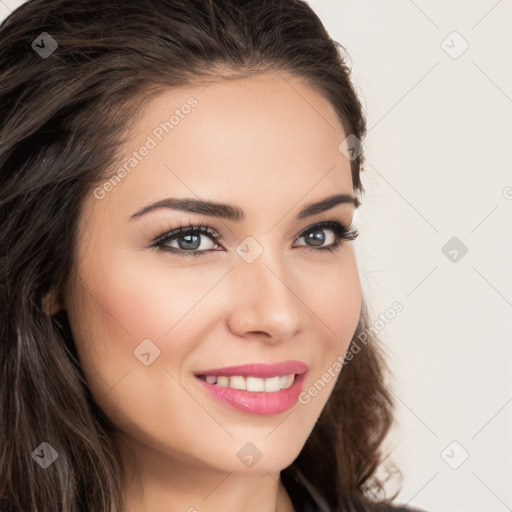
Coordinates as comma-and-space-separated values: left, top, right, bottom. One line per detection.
246, 376, 265, 392
264, 376, 281, 392
200, 374, 296, 392
216, 376, 229, 387
229, 376, 246, 390
281, 374, 294, 389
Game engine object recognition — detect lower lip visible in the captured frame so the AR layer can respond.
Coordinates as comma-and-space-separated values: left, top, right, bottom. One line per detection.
194, 372, 308, 415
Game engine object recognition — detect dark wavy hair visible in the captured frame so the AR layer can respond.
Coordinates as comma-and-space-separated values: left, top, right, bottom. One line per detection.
0, 0, 400, 510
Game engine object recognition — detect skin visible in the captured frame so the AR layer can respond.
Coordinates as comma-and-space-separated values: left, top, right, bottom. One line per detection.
47, 71, 362, 512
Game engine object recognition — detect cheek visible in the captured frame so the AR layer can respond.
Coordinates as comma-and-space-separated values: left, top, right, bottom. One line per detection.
64, 256, 218, 446
65, 253, 227, 391
330, 264, 361, 351
299, 251, 361, 394
302, 251, 361, 352
74, 248, 222, 341
100, 253, 232, 338
293, 255, 361, 421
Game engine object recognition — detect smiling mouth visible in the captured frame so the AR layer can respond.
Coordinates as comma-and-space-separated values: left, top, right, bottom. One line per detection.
195, 373, 297, 392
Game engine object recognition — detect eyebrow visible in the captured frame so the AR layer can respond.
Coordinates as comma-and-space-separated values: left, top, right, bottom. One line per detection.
129, 193, 360, 222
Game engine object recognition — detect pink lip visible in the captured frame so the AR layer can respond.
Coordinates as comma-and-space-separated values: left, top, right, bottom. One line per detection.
193, 361, 309, 416
194, 361, 308, 378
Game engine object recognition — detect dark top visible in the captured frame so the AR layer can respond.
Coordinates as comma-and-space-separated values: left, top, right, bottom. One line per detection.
281, 467, 428, 512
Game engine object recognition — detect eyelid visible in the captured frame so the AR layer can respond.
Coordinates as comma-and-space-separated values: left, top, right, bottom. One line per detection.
148, 216, 358, 254
149, 219, 220, 245
293, 218, 359, 246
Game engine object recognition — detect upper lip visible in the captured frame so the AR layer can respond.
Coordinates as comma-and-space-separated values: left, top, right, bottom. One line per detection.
194, 361, 309, 378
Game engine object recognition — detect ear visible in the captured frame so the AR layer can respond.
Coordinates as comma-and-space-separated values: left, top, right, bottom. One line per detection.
42, 288, 64, 316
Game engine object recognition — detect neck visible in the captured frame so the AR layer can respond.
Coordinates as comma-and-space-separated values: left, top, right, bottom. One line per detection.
116, 434, 296, 512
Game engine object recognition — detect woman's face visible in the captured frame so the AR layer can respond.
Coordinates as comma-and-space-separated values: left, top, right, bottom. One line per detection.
59, 71, 361, 478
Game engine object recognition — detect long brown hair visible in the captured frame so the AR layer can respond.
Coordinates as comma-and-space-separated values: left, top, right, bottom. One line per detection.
0, 0, 399, 510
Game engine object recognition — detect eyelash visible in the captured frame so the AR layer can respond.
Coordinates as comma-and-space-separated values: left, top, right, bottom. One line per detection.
148, 217, 359, 258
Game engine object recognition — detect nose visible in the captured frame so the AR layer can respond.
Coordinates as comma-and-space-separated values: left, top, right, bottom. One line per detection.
225, 252, 308, 342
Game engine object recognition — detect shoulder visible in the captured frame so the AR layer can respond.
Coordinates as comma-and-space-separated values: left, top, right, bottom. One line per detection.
281, 467, 431, 512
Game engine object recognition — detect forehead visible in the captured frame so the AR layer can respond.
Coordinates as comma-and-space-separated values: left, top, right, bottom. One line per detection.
85, 72, 354, 226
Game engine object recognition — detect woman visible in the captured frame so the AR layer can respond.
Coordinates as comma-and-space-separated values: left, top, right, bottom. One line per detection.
0, 0, 428, 511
